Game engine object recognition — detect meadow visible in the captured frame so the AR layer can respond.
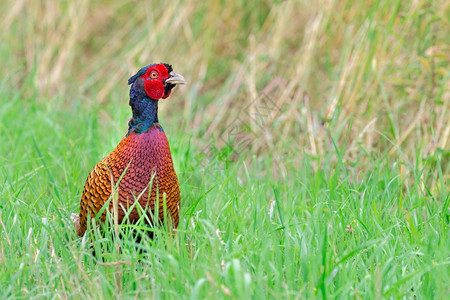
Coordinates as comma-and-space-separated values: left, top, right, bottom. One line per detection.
0, 0, 449, 298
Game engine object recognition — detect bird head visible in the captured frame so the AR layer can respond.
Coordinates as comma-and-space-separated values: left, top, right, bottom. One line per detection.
128, 63, 186, 100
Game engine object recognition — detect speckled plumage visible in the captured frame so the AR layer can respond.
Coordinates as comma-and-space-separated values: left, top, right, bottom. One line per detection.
74, 63, 185, 237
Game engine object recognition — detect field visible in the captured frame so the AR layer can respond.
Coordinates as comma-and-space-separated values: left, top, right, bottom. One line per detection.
0, 0, 449, 298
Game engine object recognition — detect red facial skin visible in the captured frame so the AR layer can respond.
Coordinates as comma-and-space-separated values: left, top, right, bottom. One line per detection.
141, 64, 171, 100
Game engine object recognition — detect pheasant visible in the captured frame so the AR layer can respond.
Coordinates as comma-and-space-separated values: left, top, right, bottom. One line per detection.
73, 63, 186, 237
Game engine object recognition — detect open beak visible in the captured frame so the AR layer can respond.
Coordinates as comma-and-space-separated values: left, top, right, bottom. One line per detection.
165, 71, 186, 85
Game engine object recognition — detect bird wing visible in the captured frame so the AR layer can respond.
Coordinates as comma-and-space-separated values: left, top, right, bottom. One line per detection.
76, 159, 113, 236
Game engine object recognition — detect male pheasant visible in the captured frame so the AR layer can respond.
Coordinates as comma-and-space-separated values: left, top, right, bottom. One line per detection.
73, 63, 186, 237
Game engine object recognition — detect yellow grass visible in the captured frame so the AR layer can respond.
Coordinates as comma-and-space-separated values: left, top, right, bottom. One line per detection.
1, 0, 449, 182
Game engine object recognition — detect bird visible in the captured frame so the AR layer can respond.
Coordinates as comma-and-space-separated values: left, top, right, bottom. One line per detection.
72, 63, 186, 237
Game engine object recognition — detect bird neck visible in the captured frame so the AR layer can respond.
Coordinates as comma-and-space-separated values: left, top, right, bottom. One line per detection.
127, 85, 160, 135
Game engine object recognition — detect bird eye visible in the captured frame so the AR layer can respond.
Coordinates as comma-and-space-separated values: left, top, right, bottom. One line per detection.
150, 71, 158, 79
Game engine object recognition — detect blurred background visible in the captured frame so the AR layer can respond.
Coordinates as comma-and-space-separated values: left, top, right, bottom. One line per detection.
1, 0, 448, 182
1, 1, 449, 296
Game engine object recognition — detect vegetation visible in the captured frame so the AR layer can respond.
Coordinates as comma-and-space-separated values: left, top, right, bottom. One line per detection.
0, 0, 448, 298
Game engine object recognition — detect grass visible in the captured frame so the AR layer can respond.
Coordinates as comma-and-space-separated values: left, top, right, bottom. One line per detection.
0, 0, 449, 299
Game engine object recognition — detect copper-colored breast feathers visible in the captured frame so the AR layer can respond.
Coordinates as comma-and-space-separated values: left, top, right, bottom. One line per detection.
76, 123, 180, 236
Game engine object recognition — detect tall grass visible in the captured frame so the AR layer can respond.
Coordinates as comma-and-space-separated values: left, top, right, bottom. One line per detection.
0, 0, 449, 298
2, 1, 448, 158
